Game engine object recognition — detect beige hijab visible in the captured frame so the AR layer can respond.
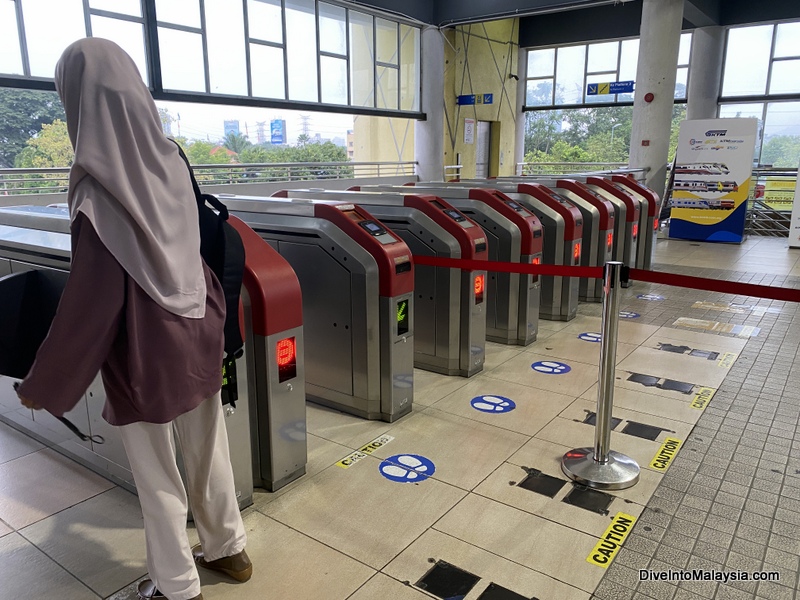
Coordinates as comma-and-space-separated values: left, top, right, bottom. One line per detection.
55, 38, 206, 318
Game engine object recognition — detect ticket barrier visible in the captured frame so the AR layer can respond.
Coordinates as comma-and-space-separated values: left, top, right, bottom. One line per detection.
523, 178, 614, 303
360, 184, 544, 346
448, 181, 583, 322
276, 188, 486, 376
0, 205, 310, 504
611, 175, 660, 270
220, 195, 415, 421
579, 176, 640, 268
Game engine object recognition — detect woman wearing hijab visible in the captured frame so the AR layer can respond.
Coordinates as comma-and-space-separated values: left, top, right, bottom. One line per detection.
15, 38, 252, 600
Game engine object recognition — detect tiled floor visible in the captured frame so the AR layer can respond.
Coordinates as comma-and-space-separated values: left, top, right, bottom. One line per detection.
0, 234, 799, 599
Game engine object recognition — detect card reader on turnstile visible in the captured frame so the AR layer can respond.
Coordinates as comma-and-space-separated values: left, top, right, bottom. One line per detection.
358, 184, 544, 346
276, 188, 487, 377
612, 175, 660, 270
527, 178, 615, 303
220, 195, 415, 421
582, 176, 640, 267
455, 181, 583, 321
0, 205, 307, 504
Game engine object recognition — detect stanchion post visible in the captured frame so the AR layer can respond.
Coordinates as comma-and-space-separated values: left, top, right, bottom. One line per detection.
561, 261, 640, 490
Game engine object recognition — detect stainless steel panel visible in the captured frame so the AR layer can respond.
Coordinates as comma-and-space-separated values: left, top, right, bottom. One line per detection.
460, 270, 486, 376
519, 254, 540, 345
0, 259, 11, 276
379, 295, 414, 421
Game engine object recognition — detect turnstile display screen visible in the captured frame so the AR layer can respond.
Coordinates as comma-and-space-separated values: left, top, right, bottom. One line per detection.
505, 201, 524, 211
360, 220, 387, 236
277, 337, 297, 383
397, 299, 409, 335
474, 274, 485, 304
443, 209, 467, 222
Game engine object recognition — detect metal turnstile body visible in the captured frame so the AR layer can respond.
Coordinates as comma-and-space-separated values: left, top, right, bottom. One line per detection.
612, 175, 660, 270
361, 184, 543, 346
529, 178, 615, 302
456, 181, 583, 321
580, 176, 640, 267
0, 206, 316, 505
278, 189, 487, 377
221, 195, 415, 421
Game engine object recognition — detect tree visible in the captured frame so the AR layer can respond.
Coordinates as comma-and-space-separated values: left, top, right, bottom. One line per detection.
296, 134, 310, 147
14, 119, 73, 168
186, 140, 232, 165
0, 88, 65, 168
760, 135, 800, 167
223, 132, 251, 155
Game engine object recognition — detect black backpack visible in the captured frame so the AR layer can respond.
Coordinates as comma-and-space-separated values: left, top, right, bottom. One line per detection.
174, 142, 246, 407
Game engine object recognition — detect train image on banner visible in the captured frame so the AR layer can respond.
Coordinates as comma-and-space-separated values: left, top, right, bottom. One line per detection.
674, 180, 739, 193
672, 198, 736, 210
674, 163, 731, 175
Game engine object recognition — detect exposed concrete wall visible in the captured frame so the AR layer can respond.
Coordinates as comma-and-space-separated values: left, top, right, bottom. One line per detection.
686, 26, 725, 121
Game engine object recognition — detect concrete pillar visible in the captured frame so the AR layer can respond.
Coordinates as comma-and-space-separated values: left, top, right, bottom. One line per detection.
415, 26, 445, 181
686, 26, 725, 121
514, 47, 528, 175
628, 0, 684, 197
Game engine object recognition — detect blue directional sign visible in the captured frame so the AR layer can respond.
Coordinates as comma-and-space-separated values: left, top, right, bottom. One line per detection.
531, 360, 572, 374
471, 395, 516, 413
457, 94, 476, 105
578, 332, 602, 343
619, 311, 641, 319
481, 93, 493, 104
379, 454, 435, 483
587, 81, 634, 96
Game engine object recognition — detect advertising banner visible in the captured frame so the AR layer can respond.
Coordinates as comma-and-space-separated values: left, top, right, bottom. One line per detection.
270, 119, 286, 145
790, 161, 800, 249
669, 118, 759, 243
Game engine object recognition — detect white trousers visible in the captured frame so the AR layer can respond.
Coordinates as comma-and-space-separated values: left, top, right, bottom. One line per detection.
119, 393, 247, 600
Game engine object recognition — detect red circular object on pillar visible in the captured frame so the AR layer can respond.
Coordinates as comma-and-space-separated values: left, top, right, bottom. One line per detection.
644, 92, 655, 103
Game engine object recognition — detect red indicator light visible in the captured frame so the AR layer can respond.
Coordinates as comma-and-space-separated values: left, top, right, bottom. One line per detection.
632, 223, 639, 239
531, 257, 541, 265
654, 219, 659, 231
607, 232, 613, 251
276, 337, 297, 382
474, 274, 485, 304
573, 242, 581, 264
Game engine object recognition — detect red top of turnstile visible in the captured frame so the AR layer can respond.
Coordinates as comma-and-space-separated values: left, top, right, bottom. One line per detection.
514, 183, 583, 242
399, 194, 488, 262
611, 175, 659, 218
466, 188, 543, 257
586, 176, 640, 223
228, 215, 303, 337
554, 179, 616, 231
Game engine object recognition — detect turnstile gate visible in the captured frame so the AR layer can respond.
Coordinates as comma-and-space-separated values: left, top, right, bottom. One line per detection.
221, 195, 415, 422
0, 205, 308, 503
361, 184, 544, 346
580, 176, 640, 267
278, 189, 487, 376
612, 175, 660, 270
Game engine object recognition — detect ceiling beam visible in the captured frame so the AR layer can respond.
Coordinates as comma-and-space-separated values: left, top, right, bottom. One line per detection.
683, 0, 720, 27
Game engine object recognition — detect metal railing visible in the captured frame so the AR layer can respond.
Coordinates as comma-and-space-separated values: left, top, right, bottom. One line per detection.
745, 167, 797, 237
516, 162, 649, 181
0, 161, 418, 195
443, 164, 462, 180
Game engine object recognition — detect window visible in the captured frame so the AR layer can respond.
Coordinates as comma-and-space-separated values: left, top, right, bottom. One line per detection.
524, 32, 692, 109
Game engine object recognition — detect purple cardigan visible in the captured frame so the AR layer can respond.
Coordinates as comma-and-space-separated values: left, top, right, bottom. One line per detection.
17, 214, 226, 426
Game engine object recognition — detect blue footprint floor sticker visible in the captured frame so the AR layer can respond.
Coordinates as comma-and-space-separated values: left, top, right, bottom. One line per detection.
619, 311, 640, 319
471, 395, 516, 413
531, 360, 572, 374
578, 332, 602, 342
379, 454, 435, 483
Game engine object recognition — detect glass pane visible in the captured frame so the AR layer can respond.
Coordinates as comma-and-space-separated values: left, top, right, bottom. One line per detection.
376, 18, 397, 65
770, 60, 800, 95
774, 22, 800, 58
319, 2, 346, 56
674, 66, 688, 99
376, 65, 398, 109
22, 0, 87, 77
349, 11, 374, 107
90, 16, 148, 85
585, 72, 615, 103
248, 0, 282, 44
618, 39, 638, 82
158, 27, 205, 91
399, 24, 419, 111
526, 79, 553, 106
90, 0, 141, 17
587, 41, 618, 72
321, 55, 347, 104
527, 48, 554, 78
722, 25, 772, 96
285, 0, 317, 101
762, 102, 800, 166
718, 103, 763, 120
205, 0, 247, 95
155, 0, 199, 27
677, 32, 692, 65
250, 43, 285, 98
0, 1, 23, 75
555, 45, 585, 105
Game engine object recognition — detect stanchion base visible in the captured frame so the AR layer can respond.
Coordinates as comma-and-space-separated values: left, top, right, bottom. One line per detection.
561, 448, 640, 490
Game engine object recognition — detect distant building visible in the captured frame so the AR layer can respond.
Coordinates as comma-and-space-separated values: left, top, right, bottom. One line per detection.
332, 136, 346, 147
346, 129, 354, 160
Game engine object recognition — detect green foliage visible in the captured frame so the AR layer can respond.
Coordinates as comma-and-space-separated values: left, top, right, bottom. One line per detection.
0, 88, 65, 168
14, 119, 73, 168
237, 140, 351, 179
760, 135, 800, 167
186, 140, 232, 165
223, 132, 252, 155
